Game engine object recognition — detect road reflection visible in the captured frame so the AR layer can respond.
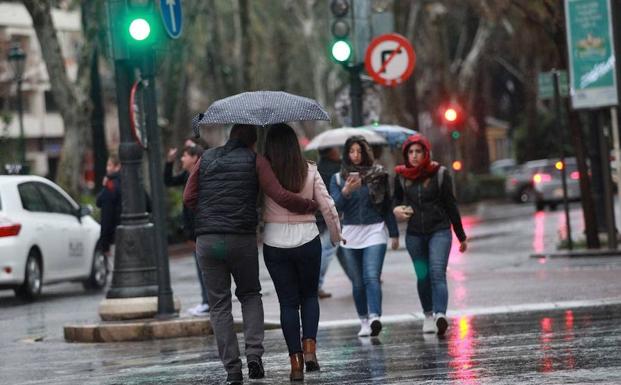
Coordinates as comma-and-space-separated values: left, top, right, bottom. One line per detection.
449, 316, 477, 384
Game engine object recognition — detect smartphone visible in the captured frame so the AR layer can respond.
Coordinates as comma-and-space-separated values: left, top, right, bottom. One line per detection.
349, 172, 360, 179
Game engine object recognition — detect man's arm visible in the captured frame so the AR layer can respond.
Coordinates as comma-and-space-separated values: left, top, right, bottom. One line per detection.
164, 162, 188, 187
183, 158, 201, 210
256, 155, 317, 214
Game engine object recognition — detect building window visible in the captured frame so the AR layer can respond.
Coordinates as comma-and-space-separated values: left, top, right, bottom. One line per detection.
45, 91, 59, 112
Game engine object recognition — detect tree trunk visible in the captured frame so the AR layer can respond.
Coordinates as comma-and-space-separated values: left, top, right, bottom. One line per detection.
22, 0, 96, 198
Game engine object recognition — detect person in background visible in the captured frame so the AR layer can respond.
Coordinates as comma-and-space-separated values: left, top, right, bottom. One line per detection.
316, 146, 342, 299
330, 136, 399, 338
392, 134, 467, 336
96, 153, 122, 262
165, 145, 207, 317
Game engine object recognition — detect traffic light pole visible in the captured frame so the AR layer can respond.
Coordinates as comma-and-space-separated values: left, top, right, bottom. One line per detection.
140, 49, 176, 317
553, 70, 573, 251
349, 63, 364, 127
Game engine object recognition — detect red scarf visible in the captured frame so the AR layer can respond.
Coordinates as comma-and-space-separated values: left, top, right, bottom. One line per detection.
394, 134, 440, 181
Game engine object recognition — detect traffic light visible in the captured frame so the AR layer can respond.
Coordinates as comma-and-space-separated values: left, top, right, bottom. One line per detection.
439, 102, 465, 140
452, 160, 463, 171
125, 0, 158, 48
329, 0, 353, 63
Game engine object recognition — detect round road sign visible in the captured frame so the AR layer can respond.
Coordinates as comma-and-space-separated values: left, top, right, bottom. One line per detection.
364, 33, 415, 87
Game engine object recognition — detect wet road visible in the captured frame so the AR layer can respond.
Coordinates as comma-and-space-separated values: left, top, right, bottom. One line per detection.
2, 304, 620, 384
1, 200, 621, 384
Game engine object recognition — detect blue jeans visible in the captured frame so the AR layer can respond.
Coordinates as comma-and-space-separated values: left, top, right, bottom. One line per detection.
405, 229, 452, 314
263, 236, 322, 354
341, 243, 387, 318
318, 228, 337, 289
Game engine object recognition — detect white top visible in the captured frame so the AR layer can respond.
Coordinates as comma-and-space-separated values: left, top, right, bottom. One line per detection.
341, 222, 388, 249
263, 222, 320, 248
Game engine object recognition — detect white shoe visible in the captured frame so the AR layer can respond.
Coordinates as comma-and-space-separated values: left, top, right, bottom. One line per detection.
188, 303, 210, 316
435, 313, 448, 336
357, 319, 371, 337
423, 314, 437, 334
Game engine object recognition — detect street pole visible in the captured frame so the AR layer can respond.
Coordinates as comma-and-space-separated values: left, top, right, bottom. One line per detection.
141, 49, 175, 317
553, 70, 573, 250
612, 107, 621, 208
16, 78, 26, 171
598, 117, 618, 250
106, 58, 159, 300
349, 63, 364, 127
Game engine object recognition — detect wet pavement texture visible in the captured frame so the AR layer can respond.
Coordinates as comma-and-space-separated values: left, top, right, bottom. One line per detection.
2, 200, 621, 384
2, 304, 621, 384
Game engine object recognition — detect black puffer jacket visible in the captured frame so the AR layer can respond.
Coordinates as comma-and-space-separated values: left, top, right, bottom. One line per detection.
194, 139, 259, 235
393, 168, 467, 242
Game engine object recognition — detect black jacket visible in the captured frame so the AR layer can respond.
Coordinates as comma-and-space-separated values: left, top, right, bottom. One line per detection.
393, 168, 466, 242
194, 139, 259, 235
96, 172, 121, 252
164, 162, 195, 240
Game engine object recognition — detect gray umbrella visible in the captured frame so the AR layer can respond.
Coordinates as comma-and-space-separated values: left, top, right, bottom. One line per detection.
192, 91, 330, 137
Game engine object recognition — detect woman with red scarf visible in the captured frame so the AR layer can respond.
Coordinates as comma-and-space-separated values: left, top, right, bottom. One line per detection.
393, 134, 467, 336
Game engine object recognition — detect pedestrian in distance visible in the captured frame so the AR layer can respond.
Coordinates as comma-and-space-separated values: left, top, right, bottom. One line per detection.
183, 124, 318, 385
164, 145, 208, 317
261, 124, 342, 382
330, 136, 399, 338
392, 134, 468, 337
316, 146, 344, 299
96, 153, 122, 263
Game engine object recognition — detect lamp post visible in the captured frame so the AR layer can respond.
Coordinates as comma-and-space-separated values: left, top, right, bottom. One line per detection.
7, 43, 27, 171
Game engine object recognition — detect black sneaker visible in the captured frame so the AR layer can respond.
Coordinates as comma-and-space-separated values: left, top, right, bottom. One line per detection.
370, 318, 382, 337
436, 314, 448, 336
247, 356, 265, 379
226, 372, 243, 385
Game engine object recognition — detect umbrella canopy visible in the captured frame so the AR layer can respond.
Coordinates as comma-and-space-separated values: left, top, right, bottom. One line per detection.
305, 127, 387, 151
365, 124, 418, 148
192, 91, 330, 137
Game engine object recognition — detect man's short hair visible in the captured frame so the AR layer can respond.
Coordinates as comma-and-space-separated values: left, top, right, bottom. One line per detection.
229, 124, 257, 147
183, 145, 204, 158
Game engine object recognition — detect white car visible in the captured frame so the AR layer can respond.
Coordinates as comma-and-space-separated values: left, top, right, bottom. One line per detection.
0, 175, 107, 300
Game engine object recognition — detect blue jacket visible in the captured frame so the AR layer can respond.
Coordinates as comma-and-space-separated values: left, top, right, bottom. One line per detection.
330, 173, 399, 238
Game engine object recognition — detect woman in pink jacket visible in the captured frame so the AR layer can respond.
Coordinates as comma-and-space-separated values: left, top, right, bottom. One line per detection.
262, 123, 342, 382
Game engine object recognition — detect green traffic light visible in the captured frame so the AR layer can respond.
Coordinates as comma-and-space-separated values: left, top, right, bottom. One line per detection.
331, 40, 352, 62
451, 130, 461, 140
129, 18, 151, 41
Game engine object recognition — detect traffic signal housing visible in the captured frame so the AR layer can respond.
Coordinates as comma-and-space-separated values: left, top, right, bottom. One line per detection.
438, 102, 465, 140
329, 0, 353, 63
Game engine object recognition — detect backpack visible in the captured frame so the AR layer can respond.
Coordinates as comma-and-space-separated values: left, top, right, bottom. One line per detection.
398, 166, 446, 193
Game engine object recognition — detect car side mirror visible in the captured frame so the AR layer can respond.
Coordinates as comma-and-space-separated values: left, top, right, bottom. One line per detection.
78, 204, 93, 217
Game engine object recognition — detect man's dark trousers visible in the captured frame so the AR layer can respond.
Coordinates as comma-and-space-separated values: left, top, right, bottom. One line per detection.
196, 233, 264, 378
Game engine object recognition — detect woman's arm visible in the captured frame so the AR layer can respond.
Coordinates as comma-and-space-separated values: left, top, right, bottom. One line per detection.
314, 171, 341, 244
330, 173, 347, 211
439, 170, 467, 242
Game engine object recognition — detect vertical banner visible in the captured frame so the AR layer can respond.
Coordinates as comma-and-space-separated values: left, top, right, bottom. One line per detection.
565, 0, 619, 109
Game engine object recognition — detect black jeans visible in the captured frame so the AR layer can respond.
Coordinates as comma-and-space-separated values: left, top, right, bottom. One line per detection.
263, 236, 322, 354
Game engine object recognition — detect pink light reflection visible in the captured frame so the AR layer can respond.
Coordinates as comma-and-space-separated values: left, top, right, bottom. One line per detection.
533, 211, 546, 253
540, 317, 554, 372
449, 316, 477, 384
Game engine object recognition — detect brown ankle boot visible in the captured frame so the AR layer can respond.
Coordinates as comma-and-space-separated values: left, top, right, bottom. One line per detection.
289, 352, 304, 381
302, 338, 320, 372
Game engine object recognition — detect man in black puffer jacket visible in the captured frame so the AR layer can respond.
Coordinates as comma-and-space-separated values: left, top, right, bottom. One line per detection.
184, 124, 317, 385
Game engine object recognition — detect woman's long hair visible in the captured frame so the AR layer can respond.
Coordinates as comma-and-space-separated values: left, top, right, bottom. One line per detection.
264, 124, 308, 193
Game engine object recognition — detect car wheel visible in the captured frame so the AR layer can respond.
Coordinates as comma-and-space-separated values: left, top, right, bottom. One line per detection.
518, 187, 533, 203
15, 250, 43, 301
82, 248, 108, 292
535, 201, 546, 211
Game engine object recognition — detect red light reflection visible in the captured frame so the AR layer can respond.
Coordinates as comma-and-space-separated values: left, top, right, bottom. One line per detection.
533, 211, 546, 253
540, 317, 554, 372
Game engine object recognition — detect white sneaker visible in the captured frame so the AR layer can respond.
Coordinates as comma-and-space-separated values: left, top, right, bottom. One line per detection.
188, 303, 210, 316
435, 313, 448, 336
423, 314, 437, 334
357, 318, 371, 337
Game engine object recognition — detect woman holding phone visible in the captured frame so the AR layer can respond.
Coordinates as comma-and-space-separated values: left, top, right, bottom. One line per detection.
393, 134, 467, 336
330, 136, 399, 337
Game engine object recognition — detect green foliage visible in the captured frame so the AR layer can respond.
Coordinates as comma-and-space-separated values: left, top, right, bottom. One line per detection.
513, 110, 574, 164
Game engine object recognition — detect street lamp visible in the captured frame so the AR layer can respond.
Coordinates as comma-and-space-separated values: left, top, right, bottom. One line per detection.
7, 43, 27, 170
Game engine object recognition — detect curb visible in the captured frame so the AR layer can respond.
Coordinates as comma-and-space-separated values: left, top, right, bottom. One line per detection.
64, 318, 281, 343
530, 249, 621, 258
